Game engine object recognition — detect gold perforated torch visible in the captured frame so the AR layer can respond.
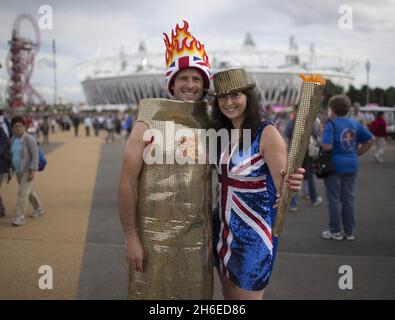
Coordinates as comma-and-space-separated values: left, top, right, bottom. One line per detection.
273, 74, 326, 237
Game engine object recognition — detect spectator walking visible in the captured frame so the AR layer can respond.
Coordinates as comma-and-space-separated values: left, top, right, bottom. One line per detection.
41, 116, 50, 145
370, 111, 387, 163
114, 114, 122, 139
123, 113, 133, 141
105, 114, 115, 143
320, 95, 374, 241
84, 114, 93, 137
72, 114, 80, 137
10, 116, 44, 226
350, 102, 367, 127
93, 114, 101, 137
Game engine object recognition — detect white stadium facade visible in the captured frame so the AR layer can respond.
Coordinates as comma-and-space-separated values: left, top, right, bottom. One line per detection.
77, 34, 358, 108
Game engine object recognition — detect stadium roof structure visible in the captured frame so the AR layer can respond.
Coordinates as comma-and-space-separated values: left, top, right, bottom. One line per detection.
77, 34, 358, 107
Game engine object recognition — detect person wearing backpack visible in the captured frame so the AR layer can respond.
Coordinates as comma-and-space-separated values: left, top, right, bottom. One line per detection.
321, 95, 374, 241
10, 116, 44, 226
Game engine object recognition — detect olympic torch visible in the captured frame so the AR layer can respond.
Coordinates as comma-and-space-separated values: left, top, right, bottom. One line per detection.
273, 74, 326, 237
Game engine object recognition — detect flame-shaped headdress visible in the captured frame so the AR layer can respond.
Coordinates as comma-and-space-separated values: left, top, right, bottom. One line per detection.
163, 20, 211, 97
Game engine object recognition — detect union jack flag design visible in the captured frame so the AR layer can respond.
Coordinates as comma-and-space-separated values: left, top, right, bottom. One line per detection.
213, 121, 279, 291
165, 55, 211, 95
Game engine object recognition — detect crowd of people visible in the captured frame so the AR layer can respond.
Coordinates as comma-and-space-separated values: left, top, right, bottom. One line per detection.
0, 111, 136, 146
0, 107, 136, 227
68, 112, 135, 143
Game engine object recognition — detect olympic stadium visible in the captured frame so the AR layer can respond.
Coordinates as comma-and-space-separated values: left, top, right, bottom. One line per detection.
76, 34, 358, 108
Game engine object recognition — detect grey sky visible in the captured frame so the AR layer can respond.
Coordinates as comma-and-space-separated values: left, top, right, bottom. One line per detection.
0, 0, 394, 103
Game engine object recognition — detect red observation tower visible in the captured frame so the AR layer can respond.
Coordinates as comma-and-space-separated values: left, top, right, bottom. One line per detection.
6, 14, 45, 112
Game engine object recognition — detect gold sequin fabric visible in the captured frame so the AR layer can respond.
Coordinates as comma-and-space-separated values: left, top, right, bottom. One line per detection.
128, 98, 213, 300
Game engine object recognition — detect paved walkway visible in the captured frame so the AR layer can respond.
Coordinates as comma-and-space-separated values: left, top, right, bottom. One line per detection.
0, 129, 394, 299
0, 130, 102, 299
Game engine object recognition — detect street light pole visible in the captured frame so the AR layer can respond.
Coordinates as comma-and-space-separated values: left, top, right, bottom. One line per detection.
365, 60, 370, 106
52, 39, 57, 106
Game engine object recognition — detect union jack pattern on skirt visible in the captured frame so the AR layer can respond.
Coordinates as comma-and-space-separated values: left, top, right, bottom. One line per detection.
213, 121, 279, 291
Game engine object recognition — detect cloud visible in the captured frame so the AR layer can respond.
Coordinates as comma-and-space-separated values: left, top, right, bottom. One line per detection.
1, 0, 394, 103
267, 0, 395, 32
34, 83, 83, 103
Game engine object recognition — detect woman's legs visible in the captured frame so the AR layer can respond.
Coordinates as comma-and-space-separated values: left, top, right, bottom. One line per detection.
302, 180, 309, 198
217, 269, 265, 300
15, 173, 42, 220
377, 137, 386, 161
324, 174, 342, 234
15, 173, 32, 221
0, 174, 5, 216
341, 173, 356, 237
29, 189, 42, 211
290, 193, 298, 211
307, 174, 318, 203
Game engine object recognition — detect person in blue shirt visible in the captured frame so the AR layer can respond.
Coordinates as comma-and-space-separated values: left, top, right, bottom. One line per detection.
321, 95, 374, 241
123, 113, 134, 141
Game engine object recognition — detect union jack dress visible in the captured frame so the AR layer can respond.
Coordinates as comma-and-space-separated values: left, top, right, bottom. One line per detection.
213, 121, 279, 291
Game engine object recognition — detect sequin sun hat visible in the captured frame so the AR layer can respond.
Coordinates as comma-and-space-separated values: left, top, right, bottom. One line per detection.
210, 68, 256, 97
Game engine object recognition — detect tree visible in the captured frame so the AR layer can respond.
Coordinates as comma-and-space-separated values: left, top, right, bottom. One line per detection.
322, 80, 344, 106
373, 88, 385, 105
384, 87, 395, 107
347, 85, 364, 105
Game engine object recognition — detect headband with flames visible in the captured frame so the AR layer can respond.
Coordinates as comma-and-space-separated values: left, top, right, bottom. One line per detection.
163, 20, 211, 97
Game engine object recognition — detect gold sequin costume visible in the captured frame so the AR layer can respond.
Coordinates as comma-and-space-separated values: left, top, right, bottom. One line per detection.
128, 98, 213, 300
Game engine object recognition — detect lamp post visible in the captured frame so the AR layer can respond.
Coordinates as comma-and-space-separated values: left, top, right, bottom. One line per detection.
365, 60, 370, 106
52, 39, 57, 106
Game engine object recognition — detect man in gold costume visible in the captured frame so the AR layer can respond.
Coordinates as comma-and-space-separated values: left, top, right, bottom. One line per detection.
118, 20, 214, 299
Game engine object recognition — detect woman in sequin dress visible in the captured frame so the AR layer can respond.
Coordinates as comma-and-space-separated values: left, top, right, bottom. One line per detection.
210, 69, 304, 299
